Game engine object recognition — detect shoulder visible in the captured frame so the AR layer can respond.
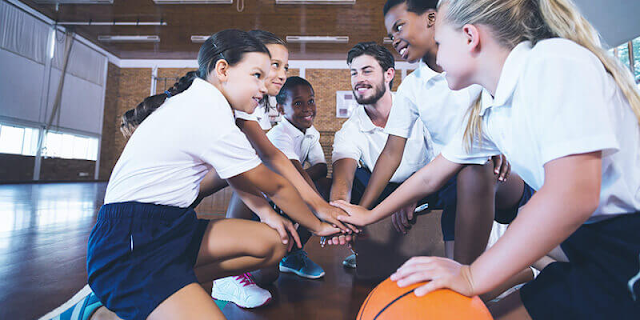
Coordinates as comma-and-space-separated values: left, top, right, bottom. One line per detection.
524, 38, 605, 79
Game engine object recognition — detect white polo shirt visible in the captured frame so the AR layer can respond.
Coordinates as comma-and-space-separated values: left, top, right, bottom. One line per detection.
105, 78, 262, 208
332, 103, 432, 183
266, 117, 326, 166
235, 101, 273, 130
442, 39, 640, 222
385, 62, 482, 156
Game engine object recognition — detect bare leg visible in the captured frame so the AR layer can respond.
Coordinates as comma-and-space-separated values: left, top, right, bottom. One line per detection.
454, 162, 526, 265
89, 307, 122, 320
145, 219, 286, 320
488, 290, 533, 320
454, 163, 496, 264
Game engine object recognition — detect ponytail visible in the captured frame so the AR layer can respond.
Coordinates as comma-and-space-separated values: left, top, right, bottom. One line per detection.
119, 71, 197, 138
438, 0, 640, 150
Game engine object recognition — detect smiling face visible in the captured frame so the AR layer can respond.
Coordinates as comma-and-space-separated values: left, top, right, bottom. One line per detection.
384, 3, 437, 64
350, 54, 392, 105
278, 84, 317, 131
215, 52, 271, 113
264, 44, 290, 96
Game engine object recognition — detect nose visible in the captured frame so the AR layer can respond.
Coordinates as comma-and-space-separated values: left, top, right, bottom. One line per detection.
259, 80, 268, 95
392, 36, 401, 51
278, 68, 287, 81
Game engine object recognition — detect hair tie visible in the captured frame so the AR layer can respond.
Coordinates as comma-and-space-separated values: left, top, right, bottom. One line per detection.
165, 90, 172, 98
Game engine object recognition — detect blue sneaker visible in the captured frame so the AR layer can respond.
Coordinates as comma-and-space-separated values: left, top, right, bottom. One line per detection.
279, 250, 325, 279
44, 287, 103, 320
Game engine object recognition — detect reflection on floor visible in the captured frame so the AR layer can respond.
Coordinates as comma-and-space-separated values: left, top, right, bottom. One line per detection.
0, 182, 374, 319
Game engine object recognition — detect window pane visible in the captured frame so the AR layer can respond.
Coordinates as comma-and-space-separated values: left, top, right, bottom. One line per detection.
44, 132, 62, 158
617, 42, 631, 69
72, 136, 88, 159
0, 125, 25, 155
87, 138, 99, 161
61, 134, 75, 159
21, 128, 39, 156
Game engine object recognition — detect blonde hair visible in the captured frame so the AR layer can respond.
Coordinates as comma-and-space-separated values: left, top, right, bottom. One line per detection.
437, 0, 640, 150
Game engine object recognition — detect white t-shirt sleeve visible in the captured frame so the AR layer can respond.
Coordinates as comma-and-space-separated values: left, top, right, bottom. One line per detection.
307, 140, 327, 166
384, 92, 420, 139
332, 127, 362, 163
441, 120, 498, 165
200, 128, 262, 179
524, 53, 619, 165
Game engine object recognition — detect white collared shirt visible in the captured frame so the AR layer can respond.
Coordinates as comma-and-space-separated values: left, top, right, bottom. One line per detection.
266, 117, 326, 166
385, 62, 483, 156
442, 39, 640, 222
332, 102, 432, 183
105, 78, 262, 207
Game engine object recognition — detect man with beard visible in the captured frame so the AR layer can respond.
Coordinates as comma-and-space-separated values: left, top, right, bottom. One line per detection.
330, 42, 441, 268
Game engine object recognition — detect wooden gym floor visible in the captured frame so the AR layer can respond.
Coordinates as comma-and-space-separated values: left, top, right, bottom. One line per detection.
0, 182, 376, 319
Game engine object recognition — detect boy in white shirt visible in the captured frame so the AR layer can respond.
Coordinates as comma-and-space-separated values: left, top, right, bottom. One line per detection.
266, 76, 329, 279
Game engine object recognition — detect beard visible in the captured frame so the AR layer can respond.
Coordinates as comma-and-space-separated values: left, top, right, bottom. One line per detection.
353, 76, 387, 105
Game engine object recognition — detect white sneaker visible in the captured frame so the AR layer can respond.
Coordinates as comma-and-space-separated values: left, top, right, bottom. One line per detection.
211, 273, 272, 308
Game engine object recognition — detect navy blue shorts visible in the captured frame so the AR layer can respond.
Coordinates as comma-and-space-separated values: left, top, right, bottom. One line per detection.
87, 202, 210, 320
520, 212, 640, 319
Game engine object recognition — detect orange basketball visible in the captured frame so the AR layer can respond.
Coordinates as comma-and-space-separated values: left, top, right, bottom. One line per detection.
358, 277, 493, 320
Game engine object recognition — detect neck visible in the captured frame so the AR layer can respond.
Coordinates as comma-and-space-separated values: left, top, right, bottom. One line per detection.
286, 116, 307, 133
364, 90, 393, 128
476, 44, 512, 97
423, 50, 443, 73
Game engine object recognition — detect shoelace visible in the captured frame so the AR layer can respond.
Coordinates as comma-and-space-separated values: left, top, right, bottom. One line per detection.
234, 273, 256, 287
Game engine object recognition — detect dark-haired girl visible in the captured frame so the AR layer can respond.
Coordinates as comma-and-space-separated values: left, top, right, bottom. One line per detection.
86, 29, 339, 320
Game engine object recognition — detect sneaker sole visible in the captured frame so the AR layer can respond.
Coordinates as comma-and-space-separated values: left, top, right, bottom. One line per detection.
279, 265, 325, 279
211, 291, 271, 309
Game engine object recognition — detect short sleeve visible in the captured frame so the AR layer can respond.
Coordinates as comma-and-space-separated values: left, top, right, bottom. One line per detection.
385, 92, 420, 138
235, 110, 258, 122
200, 128, 262, 179
307, 140, 327, 166
441, 121, 498, 165
331, 126, 362, 163
524, 50, 619, 165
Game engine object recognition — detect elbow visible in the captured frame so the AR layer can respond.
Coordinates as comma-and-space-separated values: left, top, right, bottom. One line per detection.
265, 174, 289, 198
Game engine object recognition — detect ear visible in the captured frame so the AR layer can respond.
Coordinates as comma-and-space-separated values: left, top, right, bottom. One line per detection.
426, 10, 437, 28
384, 68, 395, 85
213, 59, 230, 82
462, 24, 481, 53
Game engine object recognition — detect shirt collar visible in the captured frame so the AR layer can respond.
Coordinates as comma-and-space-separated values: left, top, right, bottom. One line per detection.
355, 93, 396, 132
480, 41, 532, 115
281, 116, 318, 138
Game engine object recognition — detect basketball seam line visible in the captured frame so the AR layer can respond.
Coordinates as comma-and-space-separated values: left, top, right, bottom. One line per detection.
373, 288, 415, 320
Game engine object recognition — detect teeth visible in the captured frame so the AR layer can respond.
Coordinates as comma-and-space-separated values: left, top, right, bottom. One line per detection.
400, 47, 407, 56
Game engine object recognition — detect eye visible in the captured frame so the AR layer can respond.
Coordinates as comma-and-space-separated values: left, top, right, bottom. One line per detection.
397, 24, 404, 32
284, 66, 289, 72
253, 72, 262, 79
294, 101, 302, 106
351, 72, 357, 77
363, 70, 372, 74
309, 99, 315, 105
272, 62, 279, 68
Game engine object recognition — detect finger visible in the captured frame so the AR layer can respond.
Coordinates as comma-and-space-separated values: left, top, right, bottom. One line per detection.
275, 225, 289, 245
345, 222, 360, 234
414, 279, 447, 297
335, 213, 362, 226
326, 215, 349, 233
494, 156, 503, 175
400, 210, 410, 228
392, 213, 401, 233
331, 236, 340, 245
407, 209, 414, 221
392, 262, 435, 281
396, 269, 438, 288
397, 256, 437, 271
330, 200, 357, 214
287, 223, 302, 249
505, 162, 511, 180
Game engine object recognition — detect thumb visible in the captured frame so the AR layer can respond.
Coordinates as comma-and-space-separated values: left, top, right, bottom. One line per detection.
331, 200, 353, 214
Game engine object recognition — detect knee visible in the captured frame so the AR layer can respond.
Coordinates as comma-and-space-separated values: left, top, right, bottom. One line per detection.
457, 163, 495, 193
256, 226, 287, 262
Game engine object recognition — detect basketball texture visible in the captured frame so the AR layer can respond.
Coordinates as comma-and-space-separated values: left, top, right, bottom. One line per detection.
357, 277, 493, 320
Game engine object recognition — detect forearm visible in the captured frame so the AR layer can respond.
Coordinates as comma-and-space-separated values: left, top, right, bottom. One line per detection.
231, 185, 278, 221
306, 163, 328, 182
330, 159, 357, 202
267, 178, 323, 232
360, 136, 405, 208
370, 155, 461, 224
